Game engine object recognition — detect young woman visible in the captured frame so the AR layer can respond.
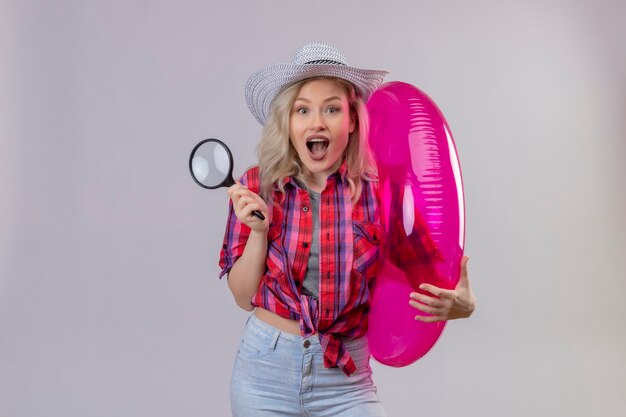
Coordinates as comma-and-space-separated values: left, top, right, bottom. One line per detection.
219, 42, 476, 417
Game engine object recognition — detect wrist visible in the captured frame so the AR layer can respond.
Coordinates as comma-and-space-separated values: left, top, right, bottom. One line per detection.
249, 227, 269, 238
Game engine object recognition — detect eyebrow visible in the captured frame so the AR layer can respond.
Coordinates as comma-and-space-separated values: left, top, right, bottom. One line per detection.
293, 96, 343, 103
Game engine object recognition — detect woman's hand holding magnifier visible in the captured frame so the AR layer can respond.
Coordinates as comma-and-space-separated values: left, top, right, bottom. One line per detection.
227, 183, 269, 233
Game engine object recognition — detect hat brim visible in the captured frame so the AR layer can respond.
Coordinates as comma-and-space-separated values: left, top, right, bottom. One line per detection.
245, 63, 389, 125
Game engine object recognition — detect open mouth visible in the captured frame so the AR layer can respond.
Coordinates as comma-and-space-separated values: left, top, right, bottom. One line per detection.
306, 138, 329, 160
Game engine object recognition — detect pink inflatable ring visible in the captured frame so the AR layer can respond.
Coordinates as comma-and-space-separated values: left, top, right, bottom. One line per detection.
366, 81, 465, 367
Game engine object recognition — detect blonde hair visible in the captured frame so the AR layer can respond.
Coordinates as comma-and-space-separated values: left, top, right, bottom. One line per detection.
257, 77, 376, 201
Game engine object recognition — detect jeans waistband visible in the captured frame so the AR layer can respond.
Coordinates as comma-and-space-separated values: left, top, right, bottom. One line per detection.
245, 311, 368, 351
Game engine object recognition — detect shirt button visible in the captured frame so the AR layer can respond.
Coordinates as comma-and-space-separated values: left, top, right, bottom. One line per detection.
303, 242, 309, 248
303, 340, 311, 348
302, 206, 309, 212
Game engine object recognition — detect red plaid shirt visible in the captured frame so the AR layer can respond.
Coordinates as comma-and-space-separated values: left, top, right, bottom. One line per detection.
219, 163, 441, 376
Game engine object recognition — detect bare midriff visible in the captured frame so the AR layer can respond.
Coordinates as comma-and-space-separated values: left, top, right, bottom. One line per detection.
255, 307, 300, 335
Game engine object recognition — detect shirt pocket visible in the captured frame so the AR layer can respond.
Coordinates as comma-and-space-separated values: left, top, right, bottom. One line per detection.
352, 221, 382, 274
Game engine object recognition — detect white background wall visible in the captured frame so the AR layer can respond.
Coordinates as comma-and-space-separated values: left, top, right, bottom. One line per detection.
1, 1, 625, 416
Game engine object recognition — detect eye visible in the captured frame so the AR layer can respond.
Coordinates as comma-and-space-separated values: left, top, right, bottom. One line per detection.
325, 106, 340, 114
295, 106, 308, 115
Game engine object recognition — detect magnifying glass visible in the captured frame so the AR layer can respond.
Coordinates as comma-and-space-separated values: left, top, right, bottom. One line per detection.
189, 138, 265, 220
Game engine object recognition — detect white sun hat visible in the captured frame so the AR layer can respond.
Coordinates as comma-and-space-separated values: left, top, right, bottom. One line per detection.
245, 42, 389, 125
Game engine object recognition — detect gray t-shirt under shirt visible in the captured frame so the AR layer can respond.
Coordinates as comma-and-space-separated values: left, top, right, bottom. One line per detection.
301, 190, 320, 299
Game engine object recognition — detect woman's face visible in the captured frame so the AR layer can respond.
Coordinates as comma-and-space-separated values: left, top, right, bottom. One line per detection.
289, 78, 355, 185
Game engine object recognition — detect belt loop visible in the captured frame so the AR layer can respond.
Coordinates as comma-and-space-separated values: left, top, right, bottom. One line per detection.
270, 329, 280, 350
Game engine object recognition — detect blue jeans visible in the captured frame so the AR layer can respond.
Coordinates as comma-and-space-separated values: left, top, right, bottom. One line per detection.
230, 313, 387, 417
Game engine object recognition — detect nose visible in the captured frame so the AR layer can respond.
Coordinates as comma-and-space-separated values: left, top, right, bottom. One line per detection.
309, 110, 327, 131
